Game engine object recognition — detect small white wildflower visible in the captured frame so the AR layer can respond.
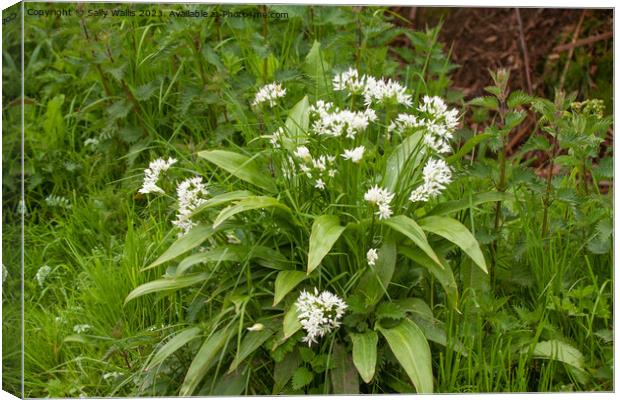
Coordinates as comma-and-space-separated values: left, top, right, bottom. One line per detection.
314, 178, 326, 190
299, 164, 312, 178
377, 202, 393, 220
409, 158, 452, 202
293, 146, 312, 162
269, 127, 286, 148
363, 76, 412, 107
35, 265, 52, 287
54, 316, 66, 324
366, 248, 379, 267
45, 195, 72, 209
333, 67, 366, 94
84, 138, 100, 148
295, 288, 347, 346
102, 372, 124, 381
364, 185, 395, 220
246, 323, 265, 332
73, 324, 92, 334
417, 96, 459, 154
388, 113, 422, 136
341, 146, 365, 163
312, 156, 327, 171
328, 169, 337, 178
309, 101, 375, 139
172, 176, 208, 236
138, 157, 177, 195
252, 82, 286, 107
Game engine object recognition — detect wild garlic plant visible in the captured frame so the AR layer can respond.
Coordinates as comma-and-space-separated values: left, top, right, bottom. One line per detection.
127, 68, 491, 395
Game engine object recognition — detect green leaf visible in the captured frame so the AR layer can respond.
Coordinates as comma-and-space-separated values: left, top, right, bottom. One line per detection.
507, 90, 532, 109
446, 133, 493, 164
176, 247, 243, 276
228, 324, 275, 373
330, 342, 359, 394
418, 216, 488, 274
304, 41, 330, 94
376, 302, 406, 321
190, 190, 253, 217
468, 96, 499, 111
213, 196, 291, 229
355, 240, 397, 306
273, 350, 300, 394
383, 216, 442, 270
529, 340, 585, 371
284, 96, 310, 146
291, 367, 314, 390
350, 331, 378, 383
283, 304, 302, 340
198, 150, 276, 193
179, 327, 232, 396
144, 224, 215, 270
378, 318, 433, 393
384, 131, 424, 192
307, 215, 346, 274
399, 247, 458, 309
505, 110, 526, 130
146, 327, 202, 371
124, 272, 209, 304
426, 191, 512, 216
274, 270, 308, 306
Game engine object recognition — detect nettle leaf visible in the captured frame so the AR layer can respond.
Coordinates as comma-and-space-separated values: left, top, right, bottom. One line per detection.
468, 96, 499, 111
418, 216, 488, 274
505, 110, 526, 130
198, 150, 276, 193
213, 196, 291, 229
528, 340, 585, 371
350, 331, 378, 383
378, 318, 433, 393
291, 367, 314, 390
146, 327, 202, 371
376, 302, 406, 321
307, 215, 346, 275
274, 270, 307, 306
124, 272, 210, 304
331, 343, 359, 394
507, 90, 532, 109
383, 216, 442, 270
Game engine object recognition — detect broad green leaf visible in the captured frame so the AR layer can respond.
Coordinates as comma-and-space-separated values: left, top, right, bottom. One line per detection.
384, 131, 424, 192
350, 331, 378, 383
378, 318, 433, 393
419, 216, 487, 274
190, 190, 253, 217
144, 224, 215, 270
399, 247, 458, 309
468, 96, 499, 110
124, 272, 209, 304
213, 196, 291, 229
179, 327, 232, 396
331, 342, 359, 394
228, 324, 276, 373
384, 215, 442, 270
198, 150, 276, 192
529, 340, 585, 371
304, 41, 330, 94
210, 369, 245, 395
446, 133, 493, 163
355, 240, 397, 305
273, 270, 308, 306
146, 327, 202, 371
426, 191, 512, 217
284, 96, 310, 146
291, 367, 314, 390
176, 246, 245, 275
307, 215, 346, 274
273, 350, 300, 394
283, 304, 302, 340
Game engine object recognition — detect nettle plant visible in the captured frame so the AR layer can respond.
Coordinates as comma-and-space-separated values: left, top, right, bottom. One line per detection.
126, 67, 489, 394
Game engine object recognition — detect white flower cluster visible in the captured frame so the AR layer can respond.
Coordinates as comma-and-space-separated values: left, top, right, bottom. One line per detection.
45, 195, 72, 209
252, 82, 286, 107
409, 158, 452, 202
73, 324, 92, 334
364, 185, 395, 220
269, 127, 286, 148
388, 113, 422, 136
309, 100, 377, 139
35, 265, 52, 287
102, 372, 124, 381
341, 145, 365, 163
295, 288, 347, 345
139, 157, 177, 194
332, 68, 413, 107
292, 146, 337, 190
366, 248, 379, 267
172, 177, 208, 235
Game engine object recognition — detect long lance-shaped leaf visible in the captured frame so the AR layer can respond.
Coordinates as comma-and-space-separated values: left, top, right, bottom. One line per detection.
378, 318, 433, 394
284, 96, 310, 147
528, 340, 585, 371
179, 327, 232, 396
175, 246, 244, 276
331, 342, 359, 394
198, 150, 276, 193
419, 215, 488, 274
145, 327, 202, 371
190, 190, 253, 218
273, 270, 307, 306
228, 323, 276, 373
124, 272, 209, 304
350, 331, 378, 383
384, 131, 424, 192
383, 215, 442, 270
213, 196, 291, 229
307, 215, 346, 274
355, 240, 396, 306
143, 224, 215, 271
425, 191, 512, 217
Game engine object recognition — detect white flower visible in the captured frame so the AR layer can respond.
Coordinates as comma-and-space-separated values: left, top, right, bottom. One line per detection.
293, 146, 312, 162
172, 177, 208, 236
367, 248, 379, 267
342, 146, 365, 163
139, 157, 177, 194
270, 127, 285, 148
299, 164, 312, 178
416, 96, 459, 154
314, 178, 326, 190
409, 158, 452, 202
45, 195, 72, 209
246, 323, 265, 332
84, 138, 100, 148
73, 324, 92, 334
309, 101, 376, 139
295, 288, 347, 345
102, 372, 124, 381
333, 67, 366, 93
364, 185, 395, 220
252, 82, 286, 107
328, 169, 337, 178
388, 113, 422, 136
35, 265, 52, 287
363, 76, 412, 107
312, 156, 327, 171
